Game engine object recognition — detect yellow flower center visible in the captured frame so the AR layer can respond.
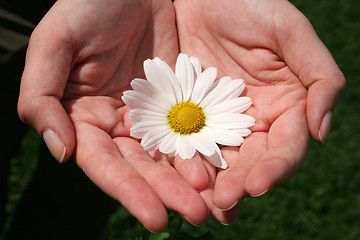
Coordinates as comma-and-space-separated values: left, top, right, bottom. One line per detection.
168, 102, 206, 135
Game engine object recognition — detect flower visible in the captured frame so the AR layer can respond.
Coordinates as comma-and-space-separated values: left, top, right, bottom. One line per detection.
122, 53, 255, 169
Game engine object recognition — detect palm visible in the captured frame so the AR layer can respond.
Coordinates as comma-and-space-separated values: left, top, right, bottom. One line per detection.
44, 0, 208, 231
175, 0, 310, 222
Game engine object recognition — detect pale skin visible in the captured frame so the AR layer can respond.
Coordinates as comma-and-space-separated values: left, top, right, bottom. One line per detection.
17, 0, 345, 231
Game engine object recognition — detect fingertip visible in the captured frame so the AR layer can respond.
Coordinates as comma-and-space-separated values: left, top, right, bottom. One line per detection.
42, 129, 67, 163
18, 96, 75, 162
318, 111, 332, 143
303, 65, 345, 143
42, 123, 75, 163
173, 154, 209, 191
244, 160, 281, 197
141, 210, 169, 233
212, 202, 240, 225
174, 185, 211, 226
213, 177, 244, 211
249, 188, 271, 198
245, 178, 272, 198
176, 190, 210, 227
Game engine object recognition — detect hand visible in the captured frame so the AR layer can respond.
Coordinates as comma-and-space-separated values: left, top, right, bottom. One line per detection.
17, 0, 210, 231
174, 0, 345, 224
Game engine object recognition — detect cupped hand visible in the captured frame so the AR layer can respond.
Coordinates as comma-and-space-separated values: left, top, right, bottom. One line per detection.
17, 0, 210, 231
174, 0, 345, 224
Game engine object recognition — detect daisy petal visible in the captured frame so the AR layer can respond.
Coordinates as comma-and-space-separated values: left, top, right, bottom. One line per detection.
176, 135, 196, 159
130, 121, 167, 139
129, 109, 167, 124
190, 56, 202, 79
200, 77, 245, 109
202, 126, 251, 146
205, 97, 252, 115
141, 126, 171, 151
127, 78, 172, 102
122, 92, 168, 114
203, 147, 228, 169
206, 113, 255, 129
122, 91, 171, 113
224, 79, 246, 101
167, 150, 177, 159
191, 67, 217, 104
144, 59, 179, 105
187, 132, 216, 156
158, 131, 178, 155
175, 53, 195, 102
130, 78, 174, 108
153, 58, 183, 103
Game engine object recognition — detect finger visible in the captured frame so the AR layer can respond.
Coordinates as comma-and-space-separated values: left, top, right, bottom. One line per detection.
196, 156, 216, 208
74, 122, 168, 232
115, 138, 210, 227
306, 75, 345, 143
277, 4, 345, 142
245, 104, 309, 196
17, 12, 75, 162
212, 203, 241, 226
173, 152, 209, 191
212, 135, 267, 210
196, 157, 240, 225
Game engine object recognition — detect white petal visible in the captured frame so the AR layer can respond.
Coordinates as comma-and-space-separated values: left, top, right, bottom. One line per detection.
124, 78, 173, 108
121, 91, 168, 114
187, 132, 216, 156
224, 79, 246, 101
200, 77, 245, 109
130, 78, 150, 92
129, 109, 167, 124
175, 53, 195, 102
144, 59, 179, 105
122, 92, 168, 114
129, 78, 175, 109
190, 56, 202, 79
130, 78, 168, 103
206, 113, 255, 129
203, 147, 228, 169
167, 150, 177, 158
190, 67, 217, 104
205, 97, 252, 115
153, 58, 183, 103
140, 125, 171, 151
202, 126, 250, 146
176, 135, 196, 159
130, 121, 167, 139
158, 131, 178, 154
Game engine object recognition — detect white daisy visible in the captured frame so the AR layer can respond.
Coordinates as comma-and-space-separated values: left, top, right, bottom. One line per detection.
122, 53, 255, 169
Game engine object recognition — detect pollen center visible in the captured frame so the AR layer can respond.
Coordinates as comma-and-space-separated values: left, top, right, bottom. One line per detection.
168, 102, 205, 135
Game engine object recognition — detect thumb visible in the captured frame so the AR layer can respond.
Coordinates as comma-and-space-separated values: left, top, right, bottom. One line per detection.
17, 12, 75, 163
277, 4, 345, 142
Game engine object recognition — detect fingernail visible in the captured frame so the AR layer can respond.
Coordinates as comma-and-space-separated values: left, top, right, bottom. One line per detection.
181, 215, 201, 227
220, 219, 236, 226
216, 200, 240, 212
42, 129, 66, 163
144, 226, 158, 234
250, 188, 270, 198
319, 111, 332, 143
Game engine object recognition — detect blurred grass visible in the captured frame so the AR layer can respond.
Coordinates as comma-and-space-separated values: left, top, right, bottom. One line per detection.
1, 129, 41, 240
2, 0, 360, 239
